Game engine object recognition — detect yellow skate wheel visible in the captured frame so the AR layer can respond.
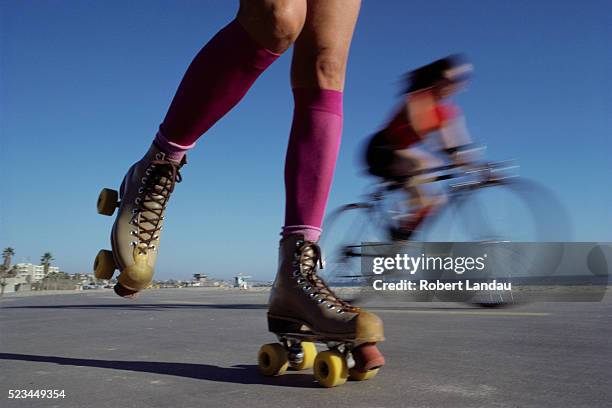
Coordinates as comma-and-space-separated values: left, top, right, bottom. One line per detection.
258, 343, 289, 376
94, 250, 116, 280
289, 341, 317, 371
349, 367, 379, 381
314, 350, 348, 388
97, 188, 119, 216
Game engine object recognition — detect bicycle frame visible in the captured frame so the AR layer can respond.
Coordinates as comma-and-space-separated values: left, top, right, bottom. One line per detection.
358, 160, 519, 241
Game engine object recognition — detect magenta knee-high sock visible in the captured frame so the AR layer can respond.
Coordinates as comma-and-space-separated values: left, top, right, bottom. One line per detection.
155, 20, 280, 161
283, 88, 343, 242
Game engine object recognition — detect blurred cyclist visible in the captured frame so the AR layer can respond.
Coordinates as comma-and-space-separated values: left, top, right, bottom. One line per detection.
365, 55, 476, 240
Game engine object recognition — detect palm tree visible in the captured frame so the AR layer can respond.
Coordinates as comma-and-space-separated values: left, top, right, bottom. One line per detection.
40, 252, 55, 276
2, 247, 15, 270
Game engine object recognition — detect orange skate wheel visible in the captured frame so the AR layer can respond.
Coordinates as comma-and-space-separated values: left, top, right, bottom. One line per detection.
349, 367, 379, 381
97, 188, 119, 216
313, 350, 348, 388
290, 341, 317, 371
94, 250, 116, 280
258, 343, 289, 376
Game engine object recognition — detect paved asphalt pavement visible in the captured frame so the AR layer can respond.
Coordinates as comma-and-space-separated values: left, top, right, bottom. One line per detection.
1, 288, 610, 408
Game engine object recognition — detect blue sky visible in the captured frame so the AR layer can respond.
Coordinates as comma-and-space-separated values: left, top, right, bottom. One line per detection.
1, 0, 610, 280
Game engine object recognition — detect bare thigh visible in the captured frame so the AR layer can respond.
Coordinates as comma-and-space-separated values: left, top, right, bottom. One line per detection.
396, 147, 444, 172
290, 0, 362, 90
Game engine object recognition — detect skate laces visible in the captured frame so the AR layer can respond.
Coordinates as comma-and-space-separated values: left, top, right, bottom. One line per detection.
293, 240, 357, 313
130, 153, 183, 254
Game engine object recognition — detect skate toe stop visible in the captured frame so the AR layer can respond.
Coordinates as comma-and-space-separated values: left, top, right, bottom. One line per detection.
114, 283, 139, 299
352, 342, 385, 373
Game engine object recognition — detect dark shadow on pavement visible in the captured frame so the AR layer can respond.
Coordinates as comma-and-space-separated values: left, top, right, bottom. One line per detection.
2, 304, 268, 311
0, 353, 319, 388
2, 303, 484, 311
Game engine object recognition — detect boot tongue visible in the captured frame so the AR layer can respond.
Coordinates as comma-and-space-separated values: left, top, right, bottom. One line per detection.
299, 246, 334, 299
297, 242, 356, 312
135, 160, 181, 251
301, 248, 315, 267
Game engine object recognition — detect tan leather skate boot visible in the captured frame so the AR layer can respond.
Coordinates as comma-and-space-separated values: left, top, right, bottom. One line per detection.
94, 143, 184, 298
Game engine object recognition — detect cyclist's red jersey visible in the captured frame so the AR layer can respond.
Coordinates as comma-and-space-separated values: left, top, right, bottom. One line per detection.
384, 102, 459, 149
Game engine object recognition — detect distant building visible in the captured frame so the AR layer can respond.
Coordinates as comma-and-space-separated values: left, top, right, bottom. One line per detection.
73, 273, 105, 286
193, 273, 208, 283
15, 263, 60, 282
188, 273, 223, 287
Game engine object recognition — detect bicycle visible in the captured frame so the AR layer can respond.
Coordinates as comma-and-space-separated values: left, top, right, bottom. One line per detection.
319, 158, 572, 306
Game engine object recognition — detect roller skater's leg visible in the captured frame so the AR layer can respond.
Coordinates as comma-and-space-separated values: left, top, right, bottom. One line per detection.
97, 2, 305, 297
160, 0, 306, 154
274, 0, 384, 375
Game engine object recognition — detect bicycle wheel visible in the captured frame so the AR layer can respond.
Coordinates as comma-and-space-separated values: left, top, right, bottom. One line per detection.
319, 203, 389, 304
422, 178, 572, 242
420, 178, 572, 305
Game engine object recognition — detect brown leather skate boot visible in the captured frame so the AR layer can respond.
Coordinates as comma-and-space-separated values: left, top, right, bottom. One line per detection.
267, 235, 385, 371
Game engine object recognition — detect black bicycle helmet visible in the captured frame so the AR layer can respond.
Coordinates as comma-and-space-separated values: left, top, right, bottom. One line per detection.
405, 54, 473, 93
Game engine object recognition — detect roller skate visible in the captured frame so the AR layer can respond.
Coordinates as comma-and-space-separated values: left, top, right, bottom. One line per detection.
257, 235, 385, 387
93, 143, 185, 298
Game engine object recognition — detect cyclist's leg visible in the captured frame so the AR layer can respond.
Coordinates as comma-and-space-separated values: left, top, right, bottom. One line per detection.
395, 148, 441, 205
394, 148, 445, 232
283, 0, 361, 241
156, 0, 307, 161
365, 131, 395, 178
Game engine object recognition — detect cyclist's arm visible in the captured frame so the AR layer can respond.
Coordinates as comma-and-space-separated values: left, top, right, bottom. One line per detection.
440, 115, 471, 152
437, 104, 476, 164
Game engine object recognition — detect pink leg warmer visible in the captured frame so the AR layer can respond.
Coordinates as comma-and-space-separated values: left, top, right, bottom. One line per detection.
283, 88, 344, 242
155, 20, 280, 161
